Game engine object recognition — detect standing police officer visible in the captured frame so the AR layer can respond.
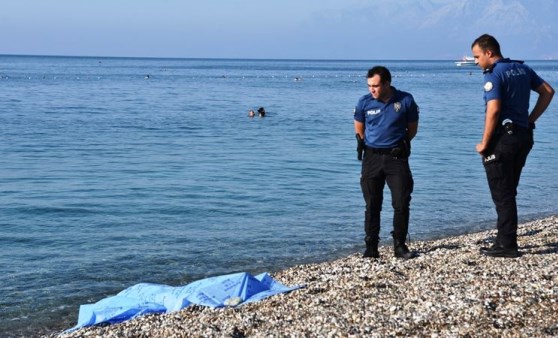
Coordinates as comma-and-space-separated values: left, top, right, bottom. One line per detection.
354, 66, 419, 259
471, 34, 555, 258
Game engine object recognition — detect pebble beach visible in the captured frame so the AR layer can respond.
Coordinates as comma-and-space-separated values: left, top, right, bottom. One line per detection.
49, 216, 558, 338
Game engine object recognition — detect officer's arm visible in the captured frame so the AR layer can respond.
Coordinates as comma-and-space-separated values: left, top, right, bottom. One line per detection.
529, 81, 555, 124
407, 122, 418, 141
354, 120, 365, 139
477, 99, 501, 154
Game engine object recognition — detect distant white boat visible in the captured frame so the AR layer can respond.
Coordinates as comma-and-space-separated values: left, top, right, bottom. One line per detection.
455, 56, 476, 67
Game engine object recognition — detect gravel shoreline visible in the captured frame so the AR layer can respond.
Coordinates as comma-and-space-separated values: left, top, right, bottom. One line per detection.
50, 216, 558, 338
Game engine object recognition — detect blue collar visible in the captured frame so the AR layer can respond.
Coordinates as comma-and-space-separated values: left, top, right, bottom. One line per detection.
484, 58, 524, 74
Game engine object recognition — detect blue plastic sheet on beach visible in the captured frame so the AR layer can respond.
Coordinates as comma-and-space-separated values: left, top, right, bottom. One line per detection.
67, 272, 301, 332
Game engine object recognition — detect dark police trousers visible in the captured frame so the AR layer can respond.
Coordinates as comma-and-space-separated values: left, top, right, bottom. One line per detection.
360, 149, 414, 245
483, 127, 533, 248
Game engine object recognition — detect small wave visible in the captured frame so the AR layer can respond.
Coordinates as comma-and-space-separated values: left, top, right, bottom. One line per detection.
19, 206, 99, 216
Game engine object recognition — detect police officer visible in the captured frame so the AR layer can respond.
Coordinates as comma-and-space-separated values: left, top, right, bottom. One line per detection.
354, 66, 419, 259
471, 34, 555, 258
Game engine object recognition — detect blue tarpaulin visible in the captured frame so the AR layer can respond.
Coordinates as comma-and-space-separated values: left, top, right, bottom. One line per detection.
68, 272, 301, 332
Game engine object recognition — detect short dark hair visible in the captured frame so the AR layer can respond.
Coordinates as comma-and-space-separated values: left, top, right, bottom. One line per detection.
471, 34, 502, 57
367, 66, 391, 84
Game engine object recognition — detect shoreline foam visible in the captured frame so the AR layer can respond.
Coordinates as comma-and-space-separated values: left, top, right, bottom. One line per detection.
49, 216, 558, 337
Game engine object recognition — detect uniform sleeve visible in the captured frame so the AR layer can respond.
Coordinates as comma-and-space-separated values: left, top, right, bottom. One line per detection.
528, 67, 544, 90
407, 96, 419, 123
483, 72, 502, 102
354, 98, 365, 122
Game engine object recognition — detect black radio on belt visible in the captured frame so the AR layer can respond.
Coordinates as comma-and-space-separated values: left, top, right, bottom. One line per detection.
502, 119, 514, 135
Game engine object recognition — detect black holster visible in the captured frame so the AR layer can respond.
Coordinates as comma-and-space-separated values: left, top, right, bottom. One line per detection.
391, 138, 411, 158
356, 134, 365, 161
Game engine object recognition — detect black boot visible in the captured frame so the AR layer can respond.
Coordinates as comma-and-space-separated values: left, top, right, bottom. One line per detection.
363, 244, 379, 258
363, 236, 379, 258
393, 238, 414, 259
480, 240, 519, 258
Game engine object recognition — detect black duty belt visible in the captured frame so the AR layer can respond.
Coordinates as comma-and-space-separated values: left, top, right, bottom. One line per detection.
499, 122, 531, 135
365, 146, 396, 155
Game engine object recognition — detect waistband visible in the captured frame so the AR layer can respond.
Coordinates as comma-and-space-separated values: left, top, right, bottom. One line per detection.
365, 146, 396, 155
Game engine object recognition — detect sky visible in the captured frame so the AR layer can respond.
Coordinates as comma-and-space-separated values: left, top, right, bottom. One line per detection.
1, 0, 557, 60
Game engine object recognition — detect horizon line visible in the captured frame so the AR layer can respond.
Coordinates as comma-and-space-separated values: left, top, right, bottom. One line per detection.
0, 53, 467, 62
1, 53, 554, 62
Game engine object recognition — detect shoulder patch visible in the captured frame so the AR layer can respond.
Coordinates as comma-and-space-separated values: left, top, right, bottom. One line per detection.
484, 81, 493, 92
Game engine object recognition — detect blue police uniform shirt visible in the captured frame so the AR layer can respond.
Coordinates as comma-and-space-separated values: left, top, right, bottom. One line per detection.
354, 87, 419, 148
483, 58, 544, 128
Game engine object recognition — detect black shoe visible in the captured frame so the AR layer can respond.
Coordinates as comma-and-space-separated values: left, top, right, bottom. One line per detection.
394, 244, 415, 259
480, 244, 519, 258
363, 247, 379, 258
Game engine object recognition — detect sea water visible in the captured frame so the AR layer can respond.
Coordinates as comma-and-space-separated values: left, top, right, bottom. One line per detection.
1, 56, 557, 337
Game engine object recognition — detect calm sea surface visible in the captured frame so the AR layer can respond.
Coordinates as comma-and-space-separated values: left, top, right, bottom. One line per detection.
1, 56, 557, 337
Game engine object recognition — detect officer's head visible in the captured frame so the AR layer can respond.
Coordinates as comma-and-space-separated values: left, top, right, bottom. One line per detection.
471, 34, 502, 56
366, 66, 392, 101
471, 34, 502, 70
367, 66, 391, 84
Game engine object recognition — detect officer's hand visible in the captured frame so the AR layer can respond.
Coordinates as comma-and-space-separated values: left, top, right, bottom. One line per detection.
476, 143, 487, 155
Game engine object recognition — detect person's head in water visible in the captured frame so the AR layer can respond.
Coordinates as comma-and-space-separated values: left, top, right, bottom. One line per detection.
258, 107, 266, 117
248, 110, 255, 118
